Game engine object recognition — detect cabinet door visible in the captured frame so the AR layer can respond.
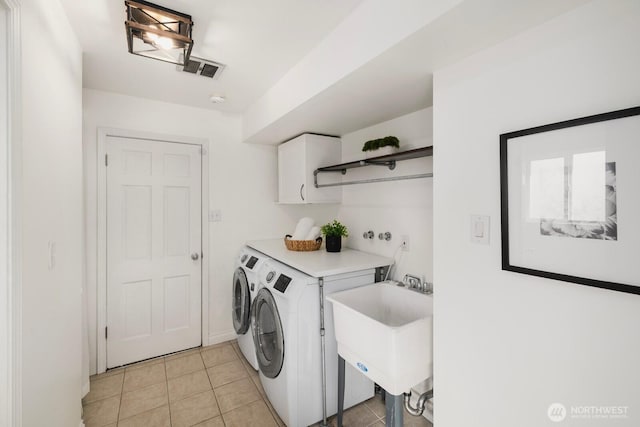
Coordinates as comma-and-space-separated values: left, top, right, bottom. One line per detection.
305, 135, 342, 203
278, 136, 307, 203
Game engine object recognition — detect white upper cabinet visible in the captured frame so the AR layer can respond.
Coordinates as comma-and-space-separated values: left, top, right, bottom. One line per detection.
278, 134, 342, 204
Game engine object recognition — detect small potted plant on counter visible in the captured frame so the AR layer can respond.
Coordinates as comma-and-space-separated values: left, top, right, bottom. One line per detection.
321, 220, 348, 253
361, 136, 400, 158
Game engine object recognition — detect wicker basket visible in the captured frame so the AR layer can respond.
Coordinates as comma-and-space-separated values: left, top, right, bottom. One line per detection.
284, 234, 322, 252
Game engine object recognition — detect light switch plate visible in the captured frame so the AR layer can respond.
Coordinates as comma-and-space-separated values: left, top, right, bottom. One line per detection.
470, 215, 490, 245
48, 240, 56, 270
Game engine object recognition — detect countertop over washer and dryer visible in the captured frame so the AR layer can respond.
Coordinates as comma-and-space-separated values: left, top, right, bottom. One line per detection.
246, 238, 392, 277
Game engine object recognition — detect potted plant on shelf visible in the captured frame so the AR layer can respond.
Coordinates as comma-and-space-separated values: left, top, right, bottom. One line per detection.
321, 220, 348, 253
361, 136, 400, 158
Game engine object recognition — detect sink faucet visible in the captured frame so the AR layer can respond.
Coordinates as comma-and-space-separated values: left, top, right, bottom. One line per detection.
403, 274, 433, 295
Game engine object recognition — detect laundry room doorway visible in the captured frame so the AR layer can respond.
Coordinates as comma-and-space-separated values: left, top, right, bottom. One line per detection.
97, 129, 210, 371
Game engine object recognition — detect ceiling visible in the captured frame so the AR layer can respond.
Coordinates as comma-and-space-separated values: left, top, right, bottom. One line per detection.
60, 0, 590, 145
241, 0, 590, 144
59, 0, 363, 113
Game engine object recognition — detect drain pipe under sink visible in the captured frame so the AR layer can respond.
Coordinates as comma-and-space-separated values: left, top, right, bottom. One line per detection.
404, 389, 433, 416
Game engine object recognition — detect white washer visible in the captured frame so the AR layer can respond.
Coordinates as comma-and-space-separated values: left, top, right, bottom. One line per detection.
251, 259, 374, 427
232, 246, 269, 370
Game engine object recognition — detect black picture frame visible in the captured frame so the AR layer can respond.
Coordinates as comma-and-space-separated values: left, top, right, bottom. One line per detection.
500, 106, 640, 295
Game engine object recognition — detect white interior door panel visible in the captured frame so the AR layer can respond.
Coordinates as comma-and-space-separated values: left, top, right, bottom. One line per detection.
106, 137, 201, 368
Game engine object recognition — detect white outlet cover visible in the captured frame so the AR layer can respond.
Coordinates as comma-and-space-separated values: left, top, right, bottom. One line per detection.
401, 234, 410, 251
470, 215, 490, 245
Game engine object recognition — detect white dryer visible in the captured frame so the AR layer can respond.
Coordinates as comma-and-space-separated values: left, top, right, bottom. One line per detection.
251, 259, 374, 427
232, 246, 269, 370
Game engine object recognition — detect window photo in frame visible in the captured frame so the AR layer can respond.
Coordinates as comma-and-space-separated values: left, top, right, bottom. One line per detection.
500, 106, 640, 295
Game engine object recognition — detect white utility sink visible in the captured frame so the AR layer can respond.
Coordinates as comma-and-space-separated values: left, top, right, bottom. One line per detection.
327, 281, 433, 395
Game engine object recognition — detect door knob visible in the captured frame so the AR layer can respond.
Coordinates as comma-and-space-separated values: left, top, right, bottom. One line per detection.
191, 253, 200, 261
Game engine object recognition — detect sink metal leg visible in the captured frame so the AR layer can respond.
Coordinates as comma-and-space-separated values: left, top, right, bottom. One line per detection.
337, 356, 345, 427
385, 391, 403, 427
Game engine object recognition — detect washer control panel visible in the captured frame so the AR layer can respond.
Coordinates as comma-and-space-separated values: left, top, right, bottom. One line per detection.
246, 256, 258, 269
274, 274, 292, 293
266, 271, 276, 283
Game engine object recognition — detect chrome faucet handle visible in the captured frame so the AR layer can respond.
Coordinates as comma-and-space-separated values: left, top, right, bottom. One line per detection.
422, 281, 433, 295
403, 274, 421, 289
403, 274, 433, 294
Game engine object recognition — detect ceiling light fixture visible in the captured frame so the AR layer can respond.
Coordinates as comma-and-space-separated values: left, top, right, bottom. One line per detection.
125, 0, 194, 66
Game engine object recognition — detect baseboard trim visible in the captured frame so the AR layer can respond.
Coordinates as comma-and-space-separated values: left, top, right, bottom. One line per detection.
207, 330, 237, 346
82, 380, 90, 398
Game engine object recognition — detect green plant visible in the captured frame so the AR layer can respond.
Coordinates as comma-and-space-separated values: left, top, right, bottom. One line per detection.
361, 136, 400, 152
321, 220, 349, 237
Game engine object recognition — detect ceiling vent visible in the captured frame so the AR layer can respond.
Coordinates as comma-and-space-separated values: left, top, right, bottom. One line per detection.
177, 55, 225, 79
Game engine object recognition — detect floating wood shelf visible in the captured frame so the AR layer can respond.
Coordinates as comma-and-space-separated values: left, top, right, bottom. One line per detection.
314, 146, 433, 188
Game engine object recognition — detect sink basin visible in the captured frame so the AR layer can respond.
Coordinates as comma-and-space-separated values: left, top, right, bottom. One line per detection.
326, 281, 433, 395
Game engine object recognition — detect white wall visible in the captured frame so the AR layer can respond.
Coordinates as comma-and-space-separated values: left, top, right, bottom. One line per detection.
20, 0, 84, 425
0, 3, 9, 424
83, 89, 339, 374
433, 1, 640, 426
338, 108, 433, 283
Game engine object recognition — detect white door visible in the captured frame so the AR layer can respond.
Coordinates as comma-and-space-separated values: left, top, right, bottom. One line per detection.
106, 137, 202, 368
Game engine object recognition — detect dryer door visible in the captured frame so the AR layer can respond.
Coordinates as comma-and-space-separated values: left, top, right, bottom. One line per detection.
251, 288, 284, 378
232, 267, 251, 334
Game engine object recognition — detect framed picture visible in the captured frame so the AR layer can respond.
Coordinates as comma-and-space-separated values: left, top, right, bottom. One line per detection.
500, 106, 640, 295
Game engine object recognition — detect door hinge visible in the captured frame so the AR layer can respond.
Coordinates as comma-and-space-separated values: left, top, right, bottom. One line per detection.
200, 147, 207, 155
105, 327, 108, 339
105, 154, 108, 166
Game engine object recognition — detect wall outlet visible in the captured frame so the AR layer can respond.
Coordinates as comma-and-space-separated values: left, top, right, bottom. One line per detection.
209, 209, 222, 222
401, 235, 410, 251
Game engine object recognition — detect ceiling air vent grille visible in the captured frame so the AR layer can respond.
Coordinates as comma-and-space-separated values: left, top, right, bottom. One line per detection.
177, 55, 225, 79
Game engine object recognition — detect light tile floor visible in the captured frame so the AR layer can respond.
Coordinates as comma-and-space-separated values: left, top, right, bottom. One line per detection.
82, 340, 432, 427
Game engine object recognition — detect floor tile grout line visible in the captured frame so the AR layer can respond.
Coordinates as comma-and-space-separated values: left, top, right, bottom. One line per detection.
165, 353, 208, 382
239, 351, 283, 427
112, 360, 169, 424
115, 365, 125, 424
167, 350, 229, 425
84, 341, 284, 427
201, 350, 226, 426
162, 359, 173, 427
219, 393, 263, 416
121, 361, 167, 394
167, 365, 217, 405
201, 351, 219, 406
116, 402, 171, 424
